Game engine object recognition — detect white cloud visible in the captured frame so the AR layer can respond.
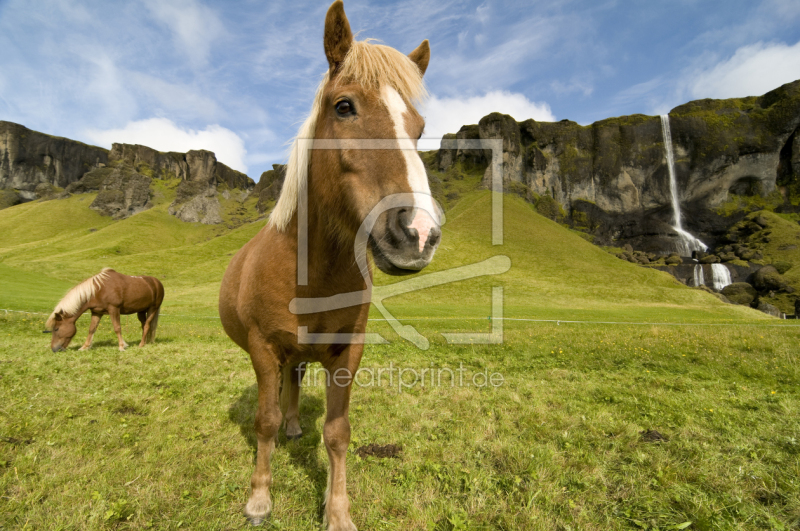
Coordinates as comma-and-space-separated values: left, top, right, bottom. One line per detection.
689, 40, 800, 99
421, 91, 555, 141
85, 118, 249, 174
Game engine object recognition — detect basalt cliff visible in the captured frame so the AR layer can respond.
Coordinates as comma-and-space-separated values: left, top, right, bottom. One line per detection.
437, 79, 800, 253
0, 121, 254, 223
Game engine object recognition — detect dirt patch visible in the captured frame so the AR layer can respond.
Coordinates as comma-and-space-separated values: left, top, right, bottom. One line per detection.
1, 436, 34, 446
640, 429, 669, 443
355, 443, 402, 459
112, 404, 146, 416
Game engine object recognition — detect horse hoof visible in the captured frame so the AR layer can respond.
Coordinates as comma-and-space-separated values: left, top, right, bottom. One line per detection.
286, 431, 303, 440
244, 493, 271, 526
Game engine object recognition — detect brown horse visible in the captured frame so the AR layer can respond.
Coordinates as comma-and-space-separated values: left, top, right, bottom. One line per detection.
45, 268, 164, 352
219, 2, 440, 529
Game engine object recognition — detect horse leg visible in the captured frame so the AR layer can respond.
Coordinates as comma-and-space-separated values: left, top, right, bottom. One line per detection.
138, 310, 155, 347
245, 342, 282, 525
280, 362, 306, 439
323, 347, 362, 531
108, 307, 127, 351
79, 312, 102, 351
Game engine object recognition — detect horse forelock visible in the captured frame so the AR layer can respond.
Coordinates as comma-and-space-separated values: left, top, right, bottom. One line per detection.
268, 39, 428, 233
46, 268, 113, 327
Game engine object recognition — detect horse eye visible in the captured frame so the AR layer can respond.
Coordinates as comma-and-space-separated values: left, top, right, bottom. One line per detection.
335, 100, 353, 115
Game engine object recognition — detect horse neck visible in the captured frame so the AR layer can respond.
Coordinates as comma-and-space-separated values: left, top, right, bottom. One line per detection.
62, 307, 86, 324
303, 203, 366, 289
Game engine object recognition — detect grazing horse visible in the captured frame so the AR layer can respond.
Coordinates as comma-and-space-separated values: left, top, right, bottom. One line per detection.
45, 268, 164, 352
218, 2, 440, 528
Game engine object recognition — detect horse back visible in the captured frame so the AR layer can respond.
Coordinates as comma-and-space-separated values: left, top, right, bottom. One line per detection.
98, 271, 164, 314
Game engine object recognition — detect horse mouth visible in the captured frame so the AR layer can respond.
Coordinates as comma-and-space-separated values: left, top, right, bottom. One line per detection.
368, 235, 433, 276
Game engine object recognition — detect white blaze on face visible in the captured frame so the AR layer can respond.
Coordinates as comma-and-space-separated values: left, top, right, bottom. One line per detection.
381, 85, 439, 253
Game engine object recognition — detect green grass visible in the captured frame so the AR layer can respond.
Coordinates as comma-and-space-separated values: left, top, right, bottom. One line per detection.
1, 313, 799, 530
1, 189, 799, 530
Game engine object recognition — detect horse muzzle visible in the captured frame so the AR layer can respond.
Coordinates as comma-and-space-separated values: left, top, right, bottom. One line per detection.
369, 207, 441, 275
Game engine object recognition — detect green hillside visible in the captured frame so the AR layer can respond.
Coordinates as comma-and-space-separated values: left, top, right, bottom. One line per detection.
0, 187, 767, 324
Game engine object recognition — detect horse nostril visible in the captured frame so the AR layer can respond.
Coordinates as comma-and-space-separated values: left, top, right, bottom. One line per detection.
427, 228, 441, 248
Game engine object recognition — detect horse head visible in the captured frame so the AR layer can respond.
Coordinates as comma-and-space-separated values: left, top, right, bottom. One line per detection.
46, 311, 76, 352
273, 0, 441, 277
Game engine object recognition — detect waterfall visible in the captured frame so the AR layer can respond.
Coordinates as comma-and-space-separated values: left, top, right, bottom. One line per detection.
710, 263, 732, 291
693, 264, 705, 288
660, 115, 707, 256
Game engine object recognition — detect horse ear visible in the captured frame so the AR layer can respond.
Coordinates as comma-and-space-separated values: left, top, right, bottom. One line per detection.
55, 312, 63, 321
408, 39, 430, 77
324, 0, 353, 71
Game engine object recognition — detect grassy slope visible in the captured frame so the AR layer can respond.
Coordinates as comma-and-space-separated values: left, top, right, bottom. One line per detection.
1, 191, 766, 324
377, 191, 763, 324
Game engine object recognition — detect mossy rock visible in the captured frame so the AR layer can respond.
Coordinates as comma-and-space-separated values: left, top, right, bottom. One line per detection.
772, 261, 793, 275
0, 190, 22, 210
535, 195, 564, 221
721, 283, 757, 305
753, 265, 789, 292
755, 300, 781, 317
65, 166, 115, 193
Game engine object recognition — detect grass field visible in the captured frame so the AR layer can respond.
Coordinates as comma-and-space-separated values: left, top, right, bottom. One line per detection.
1, 188, 799, 530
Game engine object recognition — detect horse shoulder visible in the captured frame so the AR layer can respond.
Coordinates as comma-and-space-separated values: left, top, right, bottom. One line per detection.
223, 226, 299, 342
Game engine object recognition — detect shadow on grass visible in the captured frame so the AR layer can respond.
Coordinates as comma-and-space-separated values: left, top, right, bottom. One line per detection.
228, 383, 328, 519
69, 337, 177, 350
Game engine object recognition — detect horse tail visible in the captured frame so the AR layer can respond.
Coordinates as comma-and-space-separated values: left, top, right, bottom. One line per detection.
146, 308, 160, 343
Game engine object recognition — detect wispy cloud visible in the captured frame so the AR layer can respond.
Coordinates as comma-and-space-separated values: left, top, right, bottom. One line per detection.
550, 78, 594, 97
143, 0, 226, 69
688, 40, 800, 99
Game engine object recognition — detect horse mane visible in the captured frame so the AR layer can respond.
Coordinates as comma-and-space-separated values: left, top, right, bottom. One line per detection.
268, 39, 428, 232
46, 268, 113, 328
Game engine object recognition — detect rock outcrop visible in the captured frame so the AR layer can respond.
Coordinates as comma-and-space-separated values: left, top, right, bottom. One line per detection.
254, 164, 286, 213
109, 143, 253, 224
89, 166, 152, 219
108, 143, 253, 191
0, 121, 108, 203
436, 79, 800, 252
0, 121, 255, 224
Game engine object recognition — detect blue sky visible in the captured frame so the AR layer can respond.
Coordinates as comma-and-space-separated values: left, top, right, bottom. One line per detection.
1, 0, 800, 177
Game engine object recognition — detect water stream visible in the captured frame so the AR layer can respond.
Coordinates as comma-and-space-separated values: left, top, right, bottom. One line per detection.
660, 114, 707, 256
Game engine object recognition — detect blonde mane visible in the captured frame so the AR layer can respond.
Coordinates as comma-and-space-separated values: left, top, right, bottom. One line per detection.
46, 268, 112, 328
268, 39, 428, 232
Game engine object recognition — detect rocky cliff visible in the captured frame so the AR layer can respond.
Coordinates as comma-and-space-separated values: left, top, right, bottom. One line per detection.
437, 79, 800, 252
0, 121, 254, 223
0, 121, 108, 205
107, 143, 254, 223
